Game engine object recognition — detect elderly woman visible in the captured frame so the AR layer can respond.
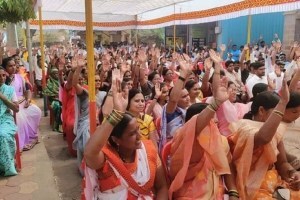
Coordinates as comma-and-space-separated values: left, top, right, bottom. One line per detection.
0, 67, 19, 176
84, 69, 168, 199
43, 67, 62, 132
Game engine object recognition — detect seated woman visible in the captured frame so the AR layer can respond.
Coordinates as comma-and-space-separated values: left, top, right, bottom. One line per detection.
229, 79, 300, 199
84, 69, 168, 199
72, 63, 102, 175
169, 59, 237, 199
127, 88, 158, 147
0, 67, 19, 176
43, 67, 62, 132
185, 80, 202, 105
282, 92, 300, 170
2, 57, 42, 151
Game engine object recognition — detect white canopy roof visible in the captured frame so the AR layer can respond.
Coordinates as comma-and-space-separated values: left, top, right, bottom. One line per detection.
30, 0, 300, 30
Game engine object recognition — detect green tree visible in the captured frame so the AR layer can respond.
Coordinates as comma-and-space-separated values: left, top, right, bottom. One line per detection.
0, 0, 36, 23
133, 29, 165, 45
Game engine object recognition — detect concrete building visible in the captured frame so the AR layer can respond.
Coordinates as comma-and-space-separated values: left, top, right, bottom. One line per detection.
164, 10, 300, 54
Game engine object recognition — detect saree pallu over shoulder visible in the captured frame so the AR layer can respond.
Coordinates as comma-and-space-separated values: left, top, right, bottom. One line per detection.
228, 119, 286, 200
136, 114, 156, 140
0, 84, 18, 176
169, 116, 231, 200
90, 140, 157, 200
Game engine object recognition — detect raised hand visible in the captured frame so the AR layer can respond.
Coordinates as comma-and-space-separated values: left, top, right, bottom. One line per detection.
293, 41, 299, 48
214, 77, 229, 105
178, 54, 192, 77
112, 68, 128, 112
274, 42, 282, 51
154, 83, 162, 98
280, 75, 290, 104
219, 44, 226, 52
120, 61, 130, 74
138, 49, 147, 63
209, 49, 222, 64
274, 65, 282, 77
182, 53, 191, 63
204, 58, 213, 71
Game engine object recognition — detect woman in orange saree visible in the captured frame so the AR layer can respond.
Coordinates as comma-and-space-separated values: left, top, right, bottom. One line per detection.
169, 50, 238, 200
229, 79, 300, 200
84, 69, 168, 200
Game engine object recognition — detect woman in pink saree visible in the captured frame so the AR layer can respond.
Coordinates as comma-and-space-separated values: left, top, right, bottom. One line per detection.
3, 57, 42, 151
205, 81, 250, 136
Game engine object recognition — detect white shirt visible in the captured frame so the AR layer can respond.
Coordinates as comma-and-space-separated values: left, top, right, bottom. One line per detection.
245, 75, 268, 98
268, 71, 284, 92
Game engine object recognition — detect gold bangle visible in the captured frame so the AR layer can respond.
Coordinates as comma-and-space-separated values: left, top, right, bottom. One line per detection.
273, 110, 284, 118
107, 115, 118, 126
113, 109, 125, 118
109, 113, 121, 122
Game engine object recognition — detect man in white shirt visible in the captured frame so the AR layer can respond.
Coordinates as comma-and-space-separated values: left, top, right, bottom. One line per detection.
246, 62, 268, 98
268, 60, 285, 92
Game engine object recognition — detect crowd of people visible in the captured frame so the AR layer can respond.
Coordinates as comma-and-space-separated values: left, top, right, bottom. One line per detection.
1, 34, 300, 199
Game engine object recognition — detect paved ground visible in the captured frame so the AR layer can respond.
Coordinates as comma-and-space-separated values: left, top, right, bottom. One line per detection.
0, 98, 81, 200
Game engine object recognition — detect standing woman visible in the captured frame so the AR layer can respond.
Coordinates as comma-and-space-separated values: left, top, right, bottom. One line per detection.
0, 67, 19, 176
2, 57, 42, 151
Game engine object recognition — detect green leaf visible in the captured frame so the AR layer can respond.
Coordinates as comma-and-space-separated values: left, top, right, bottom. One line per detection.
0, 0, 36, 23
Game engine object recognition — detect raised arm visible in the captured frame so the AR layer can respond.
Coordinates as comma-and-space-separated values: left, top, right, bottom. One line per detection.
200, 58, 212, 93
145, 83, 162, 115
289, 41, 298, 61
84, 69, 128, 170
254, 78, 289, 149
219, 44, 226, 60
209, 49, 223, 96
195, 77, 229, 135
289, 59, 300, 92
72, 58, 85, 95
166, 54, 190, 114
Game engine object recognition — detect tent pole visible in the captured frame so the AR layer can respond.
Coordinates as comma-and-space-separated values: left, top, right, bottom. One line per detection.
85, 0, 96, 134
246, 14, 252, 60
38, 6, 47, 116
26, 21, 34, 87
173, 4, 176, 51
